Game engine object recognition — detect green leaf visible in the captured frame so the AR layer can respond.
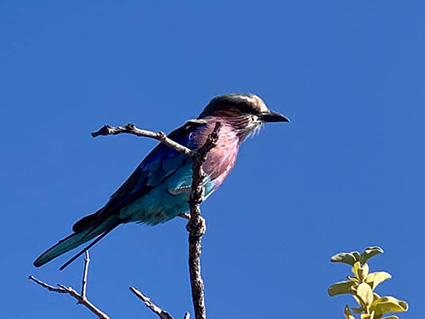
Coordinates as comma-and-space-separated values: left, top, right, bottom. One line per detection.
328, 281, 356, 296
366, 272, 392, 290
382, 316, 399, 319
371, 296, 408, 315
331, 252, 359, 266
356, 283, 374, 307
345, 305, 356, 319
360, 247, 384, 264
352, 251, 361, 261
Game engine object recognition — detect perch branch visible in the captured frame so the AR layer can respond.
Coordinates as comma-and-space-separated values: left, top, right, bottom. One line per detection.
187, 122, 222, 319
30, 251, 110, 319
91, 124, 194, 157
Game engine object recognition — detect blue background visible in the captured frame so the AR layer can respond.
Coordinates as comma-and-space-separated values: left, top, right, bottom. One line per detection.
1, 1, 423, 318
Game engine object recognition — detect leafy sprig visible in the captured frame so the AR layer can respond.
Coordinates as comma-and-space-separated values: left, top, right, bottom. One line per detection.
328, 246, 408, 319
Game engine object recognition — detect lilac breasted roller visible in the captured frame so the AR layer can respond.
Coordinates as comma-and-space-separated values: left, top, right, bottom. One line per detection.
34, 93, 289, 268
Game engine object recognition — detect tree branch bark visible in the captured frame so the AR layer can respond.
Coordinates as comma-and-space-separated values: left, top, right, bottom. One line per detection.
187, 122, 222, 319
129, 286, 176, 319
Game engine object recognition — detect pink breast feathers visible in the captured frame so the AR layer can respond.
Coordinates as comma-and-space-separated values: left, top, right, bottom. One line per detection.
202, 123, 240, 189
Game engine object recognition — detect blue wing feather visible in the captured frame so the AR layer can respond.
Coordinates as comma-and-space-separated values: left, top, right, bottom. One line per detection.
95, 120, 206, 223
36, 120, 215, 267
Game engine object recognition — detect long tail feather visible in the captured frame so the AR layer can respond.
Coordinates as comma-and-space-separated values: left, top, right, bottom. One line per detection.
33, 223, 115, 268
59, 225, 116, 270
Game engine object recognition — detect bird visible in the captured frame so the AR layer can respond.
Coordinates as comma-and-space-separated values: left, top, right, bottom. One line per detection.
34, 93, 289, 268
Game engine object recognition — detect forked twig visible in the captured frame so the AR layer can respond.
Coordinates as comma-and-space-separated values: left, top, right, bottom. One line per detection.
30, 251, 110, 319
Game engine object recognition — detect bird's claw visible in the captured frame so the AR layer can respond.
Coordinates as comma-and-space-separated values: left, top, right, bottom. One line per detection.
178, 213, 191, 220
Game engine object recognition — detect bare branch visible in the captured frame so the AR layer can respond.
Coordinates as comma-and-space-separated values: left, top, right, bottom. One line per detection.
29, 275, 67, 294
187, 122, 222, 319
81, 250, 90, 300
91, 124, 194, 158
184, 313, 190, 319
30, 250, 110, 319
129, 287, 175, 319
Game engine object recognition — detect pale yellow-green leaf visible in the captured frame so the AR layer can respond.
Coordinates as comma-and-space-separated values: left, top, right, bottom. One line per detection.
382, 316, 399, 319
331, 252, 359, 266
366, 272, 392, 290
352, 261, 361, 279
360, 246, 384, 264
345, 305, 356, 319
328, 281, 356, 296
371, 296, 408, 315
356, 282, 374, 307
358, 263, 369, 281
361, 314, 373, 319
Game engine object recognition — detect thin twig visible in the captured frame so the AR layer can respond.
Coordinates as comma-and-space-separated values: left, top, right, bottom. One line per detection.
29, 251, 110, 319
187, 122, 222, 319
91, 124, 194, 158
129, 287, 175, 319
29, 275, 68, 294
81, 250, 90, 299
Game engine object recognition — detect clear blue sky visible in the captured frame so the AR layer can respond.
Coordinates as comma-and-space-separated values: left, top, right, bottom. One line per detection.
1, 1, 423, 318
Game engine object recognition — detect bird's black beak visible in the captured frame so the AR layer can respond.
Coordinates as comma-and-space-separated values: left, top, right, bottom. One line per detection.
260, 111, 290, 123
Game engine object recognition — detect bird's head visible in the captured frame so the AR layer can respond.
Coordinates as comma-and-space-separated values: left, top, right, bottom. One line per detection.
198, 93, 289, 141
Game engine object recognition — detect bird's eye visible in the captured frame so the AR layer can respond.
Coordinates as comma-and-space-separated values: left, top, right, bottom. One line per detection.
188, 132, 195, 140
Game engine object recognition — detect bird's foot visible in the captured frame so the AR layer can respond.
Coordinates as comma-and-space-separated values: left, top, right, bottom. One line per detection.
178, 212, 190, 220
